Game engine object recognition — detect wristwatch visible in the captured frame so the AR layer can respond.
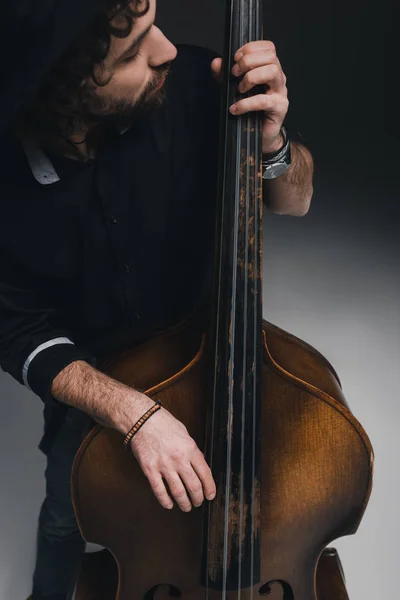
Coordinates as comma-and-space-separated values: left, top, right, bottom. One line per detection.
262, 125, 291, 180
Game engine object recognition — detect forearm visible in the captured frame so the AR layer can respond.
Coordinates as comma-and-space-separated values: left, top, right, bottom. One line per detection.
262, 142, 314, 217
51, 360, 154, 435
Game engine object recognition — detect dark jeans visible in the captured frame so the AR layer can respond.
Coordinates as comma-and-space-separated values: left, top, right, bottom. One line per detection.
32, 407, 95, 600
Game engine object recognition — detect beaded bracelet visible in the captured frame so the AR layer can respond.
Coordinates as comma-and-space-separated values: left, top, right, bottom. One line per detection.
123, 400, 162, 450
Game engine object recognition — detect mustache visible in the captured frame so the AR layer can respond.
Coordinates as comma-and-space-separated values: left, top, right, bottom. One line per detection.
150, 63, 171, 90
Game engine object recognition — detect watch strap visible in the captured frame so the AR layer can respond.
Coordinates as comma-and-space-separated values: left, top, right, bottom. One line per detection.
262, 125, 289, 164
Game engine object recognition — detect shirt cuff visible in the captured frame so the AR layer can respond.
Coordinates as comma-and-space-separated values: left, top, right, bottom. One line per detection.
23, 337, 96, 402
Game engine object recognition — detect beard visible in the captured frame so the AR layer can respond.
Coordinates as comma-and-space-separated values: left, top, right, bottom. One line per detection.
81, 65, 170, 130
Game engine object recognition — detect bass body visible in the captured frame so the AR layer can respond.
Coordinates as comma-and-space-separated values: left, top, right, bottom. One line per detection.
71, 306, 373, 599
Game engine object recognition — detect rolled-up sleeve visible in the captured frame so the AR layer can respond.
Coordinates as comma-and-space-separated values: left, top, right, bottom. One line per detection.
0, 253, 95, 402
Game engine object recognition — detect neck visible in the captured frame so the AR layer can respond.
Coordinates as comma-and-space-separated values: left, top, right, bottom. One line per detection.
54, 122, 103, 161
19, 118, 104, 162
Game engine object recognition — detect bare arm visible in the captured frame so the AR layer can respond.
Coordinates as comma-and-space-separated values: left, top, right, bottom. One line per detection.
51, 359, 154, 435
262, 141, 314, 217
51, 360, 216, 511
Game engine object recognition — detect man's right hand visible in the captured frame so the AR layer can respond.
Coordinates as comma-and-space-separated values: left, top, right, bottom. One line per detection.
51, 360, 216, 512
129, 404, 216, 512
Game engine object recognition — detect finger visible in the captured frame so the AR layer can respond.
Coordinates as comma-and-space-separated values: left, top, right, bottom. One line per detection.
179, 465, 205, 507
236, 64, 286, 95
163, 472, 192, 513
233, 49, 281, 79
191, 451, 216, 501
230, 92, 288, 117
234, 40, 277, 62
147, 473, 174, 510
211, 57, 223, 83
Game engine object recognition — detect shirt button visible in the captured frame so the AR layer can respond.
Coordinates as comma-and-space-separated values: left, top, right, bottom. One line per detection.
124, 264, 132, 274
109, 215, 117, 224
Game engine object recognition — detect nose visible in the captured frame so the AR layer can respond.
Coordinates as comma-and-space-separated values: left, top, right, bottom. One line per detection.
148, 26, 178, 67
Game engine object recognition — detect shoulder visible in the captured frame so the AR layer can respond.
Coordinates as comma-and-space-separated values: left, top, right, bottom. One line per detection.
166, 44, 221, 119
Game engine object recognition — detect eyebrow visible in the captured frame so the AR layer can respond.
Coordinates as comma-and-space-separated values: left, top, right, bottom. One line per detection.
116, 22, 154, 63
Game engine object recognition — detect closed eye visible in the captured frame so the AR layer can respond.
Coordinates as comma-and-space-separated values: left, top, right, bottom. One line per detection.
123, 45, 143, 63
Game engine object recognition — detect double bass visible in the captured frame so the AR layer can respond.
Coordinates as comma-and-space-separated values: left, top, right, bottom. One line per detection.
71, 1, 374, 597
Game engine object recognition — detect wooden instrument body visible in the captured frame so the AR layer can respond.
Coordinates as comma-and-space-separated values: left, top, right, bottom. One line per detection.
74, 546, 351, 600
71, 308, 373, 599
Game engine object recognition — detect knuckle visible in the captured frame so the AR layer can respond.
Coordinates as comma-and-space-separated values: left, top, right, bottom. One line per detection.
267, 40, 276, 53
142, 461, 158, 477
170, 448, 184, 462
197, 459, 210, 475
270, 63, 280, 77
174, 490, 188, 500
188, 438, 199, 452
205, 468, 214, 482
168, 480, 183, 494
188, 481, 202, 494
244, 72, 254, 86
158, 456, 172, 470
178, 421, 189, 433
278, 97, 289, 113
263, 96, 271, 108
193, 452, 208, 470
151, 479, 164, 491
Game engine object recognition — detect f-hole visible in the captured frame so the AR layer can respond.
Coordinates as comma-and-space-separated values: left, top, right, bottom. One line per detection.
258, 580, 294, 599
144, 584, 182, 599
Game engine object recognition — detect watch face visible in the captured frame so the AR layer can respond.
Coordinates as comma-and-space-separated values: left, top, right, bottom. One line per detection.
262, 161, 290, 180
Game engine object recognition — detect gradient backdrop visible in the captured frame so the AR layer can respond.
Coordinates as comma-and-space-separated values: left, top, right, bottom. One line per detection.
0, 0, 395, 598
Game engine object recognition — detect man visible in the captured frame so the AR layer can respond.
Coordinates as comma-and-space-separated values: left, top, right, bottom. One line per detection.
0, 0, 314, 599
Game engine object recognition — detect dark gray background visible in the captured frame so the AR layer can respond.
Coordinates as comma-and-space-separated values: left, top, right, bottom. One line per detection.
0, 1, 396, 598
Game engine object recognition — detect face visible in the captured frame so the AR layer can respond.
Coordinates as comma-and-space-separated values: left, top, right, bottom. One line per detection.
83, 0, 177, 123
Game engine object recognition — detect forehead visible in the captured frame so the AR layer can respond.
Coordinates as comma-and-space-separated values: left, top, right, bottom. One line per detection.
107, 0, 156, 61
112, 0, 155, 37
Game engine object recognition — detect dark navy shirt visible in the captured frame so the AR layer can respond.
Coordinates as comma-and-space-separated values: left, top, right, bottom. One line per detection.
0, 44, 221, 453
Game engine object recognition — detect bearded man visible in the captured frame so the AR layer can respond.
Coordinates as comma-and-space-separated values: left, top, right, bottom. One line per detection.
0, 1, 314, 598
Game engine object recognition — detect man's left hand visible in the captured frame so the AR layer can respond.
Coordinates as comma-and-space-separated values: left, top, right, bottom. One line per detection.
211, 41, 289, 155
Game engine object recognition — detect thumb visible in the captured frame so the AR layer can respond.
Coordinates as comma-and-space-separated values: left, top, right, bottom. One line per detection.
210, 57, 223, 84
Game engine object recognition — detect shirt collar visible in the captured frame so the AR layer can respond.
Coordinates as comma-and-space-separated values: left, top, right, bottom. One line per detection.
20, 122, 134, 186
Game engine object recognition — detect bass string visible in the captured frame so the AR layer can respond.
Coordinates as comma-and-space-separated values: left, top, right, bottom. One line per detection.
206, 0, 262, 595
248, 0, 259, 595
205, 0, 236, 596
236, 0, 263, 596
237, 0, 247, 597
237, 0, 262, 597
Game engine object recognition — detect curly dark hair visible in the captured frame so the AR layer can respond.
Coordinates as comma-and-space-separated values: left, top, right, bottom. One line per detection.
20, 0, 150, 140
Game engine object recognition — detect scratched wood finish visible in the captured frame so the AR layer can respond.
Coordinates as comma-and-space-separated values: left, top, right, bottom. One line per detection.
203, 0, 264, 589
71, 308, 373, 599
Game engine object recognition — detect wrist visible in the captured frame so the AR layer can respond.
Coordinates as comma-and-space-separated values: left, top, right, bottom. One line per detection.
112, 389, 156, 435
262, 129, 285, 157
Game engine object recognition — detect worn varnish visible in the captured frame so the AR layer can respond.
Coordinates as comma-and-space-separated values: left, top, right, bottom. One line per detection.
71, 308, 373, 599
